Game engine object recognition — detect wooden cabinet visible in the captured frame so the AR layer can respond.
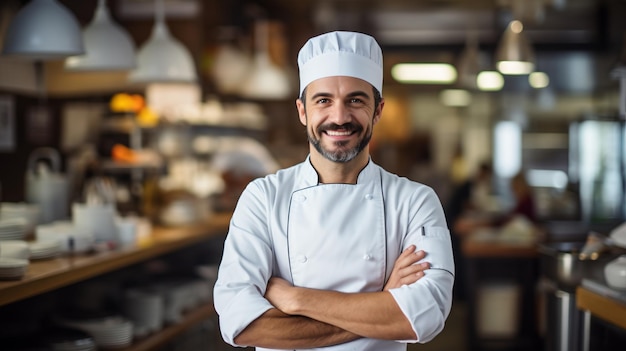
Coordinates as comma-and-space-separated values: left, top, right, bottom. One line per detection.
0, 212, 231, 350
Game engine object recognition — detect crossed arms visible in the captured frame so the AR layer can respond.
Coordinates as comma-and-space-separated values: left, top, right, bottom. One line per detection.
233, 245, 430, 349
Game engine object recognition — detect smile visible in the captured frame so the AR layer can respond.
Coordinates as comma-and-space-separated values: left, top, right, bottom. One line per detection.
325, 130, 354, 136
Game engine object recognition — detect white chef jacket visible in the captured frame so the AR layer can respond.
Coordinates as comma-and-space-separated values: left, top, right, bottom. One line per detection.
214, 157, 454, 351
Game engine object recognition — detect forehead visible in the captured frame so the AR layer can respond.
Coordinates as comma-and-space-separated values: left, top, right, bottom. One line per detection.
305, 76, 372, 97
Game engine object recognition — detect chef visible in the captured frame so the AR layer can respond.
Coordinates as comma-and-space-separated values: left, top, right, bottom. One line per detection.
213, 31, 455, 351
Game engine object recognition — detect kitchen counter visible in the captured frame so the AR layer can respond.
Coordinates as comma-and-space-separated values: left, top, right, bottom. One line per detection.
577, 278, 626, 330
461, 230, 539, 258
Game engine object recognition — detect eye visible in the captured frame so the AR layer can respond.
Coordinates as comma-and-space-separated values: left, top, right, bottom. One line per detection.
315, 98, 330, 104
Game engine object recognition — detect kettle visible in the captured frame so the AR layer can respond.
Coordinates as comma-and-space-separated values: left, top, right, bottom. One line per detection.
25, 147, 69, 224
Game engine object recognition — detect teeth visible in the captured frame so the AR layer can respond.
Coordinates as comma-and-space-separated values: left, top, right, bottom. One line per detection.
326, 130, 352, 136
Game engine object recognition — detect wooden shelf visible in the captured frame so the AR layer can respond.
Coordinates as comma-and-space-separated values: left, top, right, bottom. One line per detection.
0, 212, 231, 307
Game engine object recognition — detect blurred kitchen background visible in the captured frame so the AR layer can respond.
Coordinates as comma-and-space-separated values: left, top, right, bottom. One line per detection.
1, 0, 626, 350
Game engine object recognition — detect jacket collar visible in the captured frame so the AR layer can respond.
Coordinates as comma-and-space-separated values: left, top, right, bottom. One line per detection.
297, 155, 377, 188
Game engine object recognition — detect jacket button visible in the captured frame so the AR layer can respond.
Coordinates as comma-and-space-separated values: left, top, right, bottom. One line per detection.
297, 254, 307, 263
365, 194, 374, 200
363, 254, 372, 260
296, 194, 307, 202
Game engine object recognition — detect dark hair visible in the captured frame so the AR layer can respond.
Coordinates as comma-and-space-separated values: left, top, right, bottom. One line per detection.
299, 86, 383, 110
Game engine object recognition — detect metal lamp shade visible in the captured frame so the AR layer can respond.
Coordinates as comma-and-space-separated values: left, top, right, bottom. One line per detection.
495, 20, 535, 75
129, 21, 197, 83
2, 0, 84, 60
65, 0, 136, 71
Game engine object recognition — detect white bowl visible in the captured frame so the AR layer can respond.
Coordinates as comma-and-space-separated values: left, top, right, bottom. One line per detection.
604, 255, 626, 290
0, 240, 29, 260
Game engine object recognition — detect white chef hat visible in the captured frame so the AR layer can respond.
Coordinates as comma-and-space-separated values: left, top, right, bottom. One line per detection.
297, 31, 383, 96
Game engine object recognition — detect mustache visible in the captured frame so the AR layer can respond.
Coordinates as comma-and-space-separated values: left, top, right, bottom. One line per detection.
317, 122, 363, 133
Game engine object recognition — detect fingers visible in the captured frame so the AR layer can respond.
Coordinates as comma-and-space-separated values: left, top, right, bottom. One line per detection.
396, 246, 427, 269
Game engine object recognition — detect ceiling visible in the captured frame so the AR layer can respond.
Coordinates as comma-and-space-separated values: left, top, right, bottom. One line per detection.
265, 0, 613, 48
258, 0, 625, 95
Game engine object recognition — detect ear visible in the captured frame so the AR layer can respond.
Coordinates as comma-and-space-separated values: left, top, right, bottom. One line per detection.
373, 98, 384, 125
296, 98, 307, 126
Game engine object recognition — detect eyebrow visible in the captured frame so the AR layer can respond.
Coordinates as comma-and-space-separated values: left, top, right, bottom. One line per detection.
310, 90, 372, 101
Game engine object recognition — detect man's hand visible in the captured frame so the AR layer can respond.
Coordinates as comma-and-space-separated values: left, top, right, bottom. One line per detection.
384, 245, 429, 291
266, 276, 298, 313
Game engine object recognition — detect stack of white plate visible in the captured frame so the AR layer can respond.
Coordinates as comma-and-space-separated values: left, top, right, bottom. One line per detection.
60, 317, 134, 349
0, 240, 29, 260
45, 327, 96, 351
0, 202, 40, 237
0, 218, 27, 240
29, 240, 62, 260
0, 257, 28, 279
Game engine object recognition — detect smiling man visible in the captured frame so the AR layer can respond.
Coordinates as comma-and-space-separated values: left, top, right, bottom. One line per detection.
213, 31, 455, 351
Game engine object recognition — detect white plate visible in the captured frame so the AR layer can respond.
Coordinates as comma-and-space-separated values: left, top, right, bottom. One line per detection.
0, 257, 28, 268
0, 258, 27, 279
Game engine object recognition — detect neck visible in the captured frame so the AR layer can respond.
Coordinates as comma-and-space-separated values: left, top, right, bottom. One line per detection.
309, 149, 370, 184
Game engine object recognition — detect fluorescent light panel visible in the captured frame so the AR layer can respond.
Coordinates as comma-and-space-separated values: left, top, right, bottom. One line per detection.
391, 63, 457, 84
440, 89, 471, 107
476, 71, 504, 91
497, 61, 534, 75
529, 71, 550, 88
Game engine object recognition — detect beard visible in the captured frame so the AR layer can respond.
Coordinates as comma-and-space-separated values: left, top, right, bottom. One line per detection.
307, 120, 373, 163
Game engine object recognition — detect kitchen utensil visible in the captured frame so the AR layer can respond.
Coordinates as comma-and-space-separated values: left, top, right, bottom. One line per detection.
72, 203, 119, 243
25, 147, 69, 224
538, 241, 615, 288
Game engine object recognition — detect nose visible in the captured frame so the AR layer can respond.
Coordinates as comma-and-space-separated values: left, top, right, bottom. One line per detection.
328, 102, 352, 125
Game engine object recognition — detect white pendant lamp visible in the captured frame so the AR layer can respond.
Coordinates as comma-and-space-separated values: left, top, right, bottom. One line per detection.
1, 0, 84, 60
129, 0, 197, 83
495, 20, 535, 75
65, 0, 136, 71
239, 20, 291, 100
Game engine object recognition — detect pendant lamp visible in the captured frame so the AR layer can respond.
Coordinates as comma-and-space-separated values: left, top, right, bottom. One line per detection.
495, 20, 535, 75
1, 0, 84, 60
456, 34, 481, 90
239, 20, 291, 100
65, 0, 136, 71
129, 0, 197, 83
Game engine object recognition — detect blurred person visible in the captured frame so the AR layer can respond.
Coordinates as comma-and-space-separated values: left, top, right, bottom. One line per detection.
453, 170, 537, 236
445, 162, 495, 227
213, 31, 454, 350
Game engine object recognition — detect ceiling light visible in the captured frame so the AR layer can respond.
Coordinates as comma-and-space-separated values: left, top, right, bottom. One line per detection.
529, 71, 549, 88
391, 63, 457, 84
1, 0, 84, 60
495, 20, 535, 75
129, 0, 197, 83
440, 89, 471, 107
476, 71, 504, 91
65, 0, 136, 71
